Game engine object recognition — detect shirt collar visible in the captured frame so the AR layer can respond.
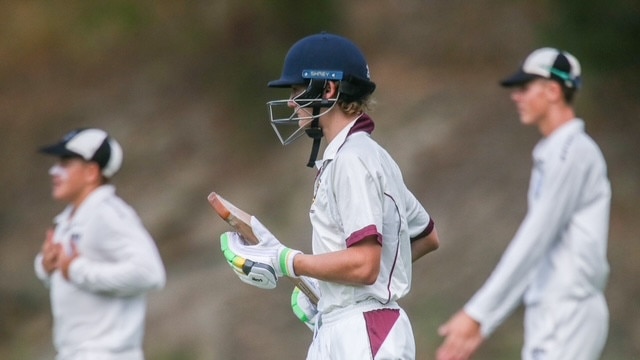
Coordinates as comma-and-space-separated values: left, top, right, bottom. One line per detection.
533, 118, 584, 158
549, 118, 584, 139
315, 114, 375, 169
56, 185, 116, 224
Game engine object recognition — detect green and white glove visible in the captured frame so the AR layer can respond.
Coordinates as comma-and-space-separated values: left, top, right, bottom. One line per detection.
291, 276, 321, 331
220, 216, 301, 289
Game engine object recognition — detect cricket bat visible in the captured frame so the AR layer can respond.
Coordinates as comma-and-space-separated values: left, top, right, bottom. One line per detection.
208, 192, 320, 305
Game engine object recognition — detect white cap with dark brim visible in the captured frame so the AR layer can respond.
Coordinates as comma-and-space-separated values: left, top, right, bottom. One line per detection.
500, 47, 582, 89
39, 128, 123, 178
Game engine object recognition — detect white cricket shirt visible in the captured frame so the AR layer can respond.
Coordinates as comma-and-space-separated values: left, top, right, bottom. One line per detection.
310, 114, 432, 314
464, 119, 611, 336
35, 185, 166, 360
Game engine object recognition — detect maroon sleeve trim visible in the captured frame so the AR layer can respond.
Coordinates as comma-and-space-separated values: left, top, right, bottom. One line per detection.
410, 218, 435, 243
346, 224, 382, 247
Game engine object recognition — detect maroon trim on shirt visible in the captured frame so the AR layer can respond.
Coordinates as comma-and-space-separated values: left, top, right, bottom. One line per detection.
347, 113, 375, 136
410, 218, 435, 243
346, 224, 382, 248
363, 308, 401, 358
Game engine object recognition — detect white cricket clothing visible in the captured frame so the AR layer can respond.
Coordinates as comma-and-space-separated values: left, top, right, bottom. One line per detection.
308, 114, 431, 359
464, 119, 610, 357
522, 295, 608, 360
34, 185, 166, 360
306, 300, 415, 360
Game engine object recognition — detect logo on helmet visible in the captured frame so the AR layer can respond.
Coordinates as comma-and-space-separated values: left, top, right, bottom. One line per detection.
303, 70, 344, 81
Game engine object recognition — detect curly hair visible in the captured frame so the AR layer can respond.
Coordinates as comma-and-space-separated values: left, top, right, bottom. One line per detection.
336, 79, 376, 115
337, 96, 375, 115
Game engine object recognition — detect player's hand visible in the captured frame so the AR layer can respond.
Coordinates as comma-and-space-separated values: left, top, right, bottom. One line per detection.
220, 231, 278, 289
220, 216, 301, 289
41, 228, 62, 274
250, 216, 301, 278
291, 276, 320, 331
436, 310, 484, 360
57, 240, 80, 280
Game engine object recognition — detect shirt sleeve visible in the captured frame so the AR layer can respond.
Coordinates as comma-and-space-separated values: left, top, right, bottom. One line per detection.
69, 208, 166, 297
34, 253, 52, 288
332, 151, 384, 247
464, 147, 587, 337
404, 188, 432, 240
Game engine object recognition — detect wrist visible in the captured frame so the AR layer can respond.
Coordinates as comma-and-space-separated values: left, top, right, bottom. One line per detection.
279, 248, 301, 277
61, 257, 77, 280
42, 259, 57, 275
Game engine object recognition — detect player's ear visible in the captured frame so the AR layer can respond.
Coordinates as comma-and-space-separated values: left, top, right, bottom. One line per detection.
84, 162, 103, 185
325, 81, 339, 98
545, 80, 563, 102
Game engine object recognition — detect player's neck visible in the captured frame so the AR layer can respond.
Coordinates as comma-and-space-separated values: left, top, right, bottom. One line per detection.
539, 104, 575, 137
321, 111, 355, 143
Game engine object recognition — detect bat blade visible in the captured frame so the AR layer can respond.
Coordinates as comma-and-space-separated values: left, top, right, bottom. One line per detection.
208, 192, 320, 305
208, 192, 258, 244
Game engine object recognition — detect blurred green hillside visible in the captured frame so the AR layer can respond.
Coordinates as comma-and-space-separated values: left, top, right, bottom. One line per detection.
1, 1, 638, 359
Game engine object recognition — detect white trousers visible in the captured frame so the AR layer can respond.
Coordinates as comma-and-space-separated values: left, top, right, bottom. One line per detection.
523, 294, 608, 360
56, 349, 143, 360
306, 300, 415, 360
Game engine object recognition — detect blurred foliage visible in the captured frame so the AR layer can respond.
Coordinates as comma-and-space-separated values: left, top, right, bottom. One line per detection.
540, 0, 640, 90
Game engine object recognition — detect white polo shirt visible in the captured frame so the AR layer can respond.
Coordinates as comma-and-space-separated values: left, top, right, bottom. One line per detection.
309, 114, 432, 314
465, 119, 611, 336
35, 185, 166, 360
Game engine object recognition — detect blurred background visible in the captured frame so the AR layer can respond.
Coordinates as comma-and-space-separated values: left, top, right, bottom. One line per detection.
1, 1, 638, 359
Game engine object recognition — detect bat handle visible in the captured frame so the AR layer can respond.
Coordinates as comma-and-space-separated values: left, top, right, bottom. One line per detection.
292, 278, 320, 306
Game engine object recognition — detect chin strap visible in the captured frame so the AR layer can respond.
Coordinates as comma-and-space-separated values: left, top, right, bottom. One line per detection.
305, 109, 323, 167
303, 80, 332, 168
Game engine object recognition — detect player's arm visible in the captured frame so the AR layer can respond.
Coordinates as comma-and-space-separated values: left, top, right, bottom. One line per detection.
403, 187, 439, 262
450, 146, 588, 338
411, 223, 440, 262
293, 236, 382, 285
67, 214, 166, 296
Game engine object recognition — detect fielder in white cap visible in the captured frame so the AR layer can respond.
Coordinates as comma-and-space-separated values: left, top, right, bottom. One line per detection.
35, 128, 166, 360
437, 48, 611, 360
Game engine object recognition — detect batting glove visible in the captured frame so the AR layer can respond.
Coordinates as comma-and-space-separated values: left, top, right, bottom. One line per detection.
291, 276, 320, 331
219, 216, 301, 289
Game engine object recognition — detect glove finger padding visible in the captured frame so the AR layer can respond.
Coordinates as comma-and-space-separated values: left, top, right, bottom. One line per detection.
220, 232, 278, 289
251, 216, 280, 247
291, 276, 320, 330
251, 216, 300, 277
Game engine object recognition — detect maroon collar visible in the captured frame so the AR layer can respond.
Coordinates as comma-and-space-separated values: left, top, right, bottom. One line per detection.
347, 113, 375, 136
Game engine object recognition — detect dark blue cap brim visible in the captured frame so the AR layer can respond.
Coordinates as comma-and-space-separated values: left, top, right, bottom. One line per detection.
38, 143, 80, 158
499, 70, 538, 87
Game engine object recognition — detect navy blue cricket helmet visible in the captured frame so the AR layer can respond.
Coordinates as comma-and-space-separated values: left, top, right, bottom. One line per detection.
268, 32, 375, 96
266, 32, 376, 168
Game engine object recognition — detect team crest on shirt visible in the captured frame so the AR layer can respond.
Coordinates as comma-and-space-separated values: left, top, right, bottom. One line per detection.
67, 233, 81, 255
